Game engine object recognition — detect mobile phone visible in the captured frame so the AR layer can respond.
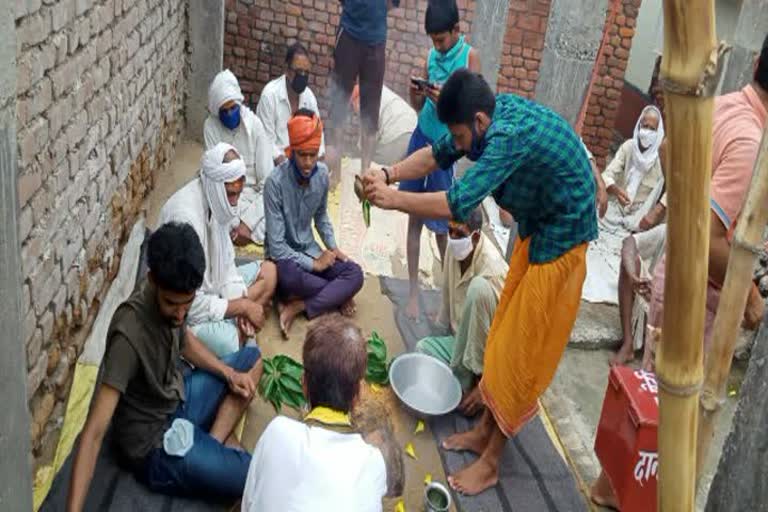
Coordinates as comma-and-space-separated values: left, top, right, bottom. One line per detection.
410, 76, 432, 89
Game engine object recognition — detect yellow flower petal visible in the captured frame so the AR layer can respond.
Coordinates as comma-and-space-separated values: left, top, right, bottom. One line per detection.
405, 442, 417, 460
424, 473, 433, 485
394, 500, 405, 512
728, 389, 737, 397
414, 420, 425, 434
370, 383, 383, 393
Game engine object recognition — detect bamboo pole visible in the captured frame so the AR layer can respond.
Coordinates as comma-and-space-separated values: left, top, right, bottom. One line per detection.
657, 1, 717, 510
697, 128, 768, 479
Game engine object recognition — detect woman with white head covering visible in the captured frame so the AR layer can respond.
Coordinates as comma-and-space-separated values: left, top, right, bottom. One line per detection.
204, 70, 274, 245
158, 143, 277, 357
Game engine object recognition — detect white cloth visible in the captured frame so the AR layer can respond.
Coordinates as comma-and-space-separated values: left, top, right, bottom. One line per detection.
158, 178, 247, 325
204, 76, 274, 243
207, 69, 245, 115
582, 179, 665, 305
256, 74, 325, 161
242, 416, 387, 512
626, 105, 665, 203
378, 85, 417, 146
631, 223, 666, 349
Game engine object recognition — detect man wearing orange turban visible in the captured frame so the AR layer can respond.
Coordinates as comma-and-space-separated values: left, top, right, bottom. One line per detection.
264, 109, 364, 336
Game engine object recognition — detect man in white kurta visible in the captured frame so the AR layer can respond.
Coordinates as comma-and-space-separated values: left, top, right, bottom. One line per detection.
204, 70, 273, 244
416, 208, 508, 415
351, 84, 417, 166
256, 42, 326, 164
158, 143, 277, 357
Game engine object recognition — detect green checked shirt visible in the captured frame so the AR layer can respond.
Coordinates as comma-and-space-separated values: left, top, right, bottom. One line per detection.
433, 94, 598, 263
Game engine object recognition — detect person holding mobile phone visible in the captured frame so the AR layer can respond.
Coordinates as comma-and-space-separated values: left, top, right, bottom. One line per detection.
402, 0, 481, 321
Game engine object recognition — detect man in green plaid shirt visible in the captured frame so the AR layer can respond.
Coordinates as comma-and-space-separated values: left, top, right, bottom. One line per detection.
364, 69, 596, 496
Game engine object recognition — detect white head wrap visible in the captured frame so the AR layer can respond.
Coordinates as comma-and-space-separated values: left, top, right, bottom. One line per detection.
626, 105, 665, 202
208, 69, 245, 114
200, 142, 246, 287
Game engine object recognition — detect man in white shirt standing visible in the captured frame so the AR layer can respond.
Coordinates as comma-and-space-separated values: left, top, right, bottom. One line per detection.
256, 42, 326, 166
204, 70, 274, 245
242, 314, 403, 512
158, 143, 277, 358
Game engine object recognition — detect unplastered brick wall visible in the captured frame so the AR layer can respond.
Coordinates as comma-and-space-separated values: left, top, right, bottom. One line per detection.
14, 0, 187, 468
581, 0, 640, 167
497, 0, 550, 98
223, 0, 473, 121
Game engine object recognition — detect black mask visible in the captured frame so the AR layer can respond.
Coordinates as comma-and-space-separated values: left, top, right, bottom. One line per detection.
291, 72, 309, 95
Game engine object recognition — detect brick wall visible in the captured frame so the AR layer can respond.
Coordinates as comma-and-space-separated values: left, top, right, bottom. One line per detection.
223, 0, 474, 120
14, 0, 187, 469
497, 0, 550, 98
580, 0, 641, 167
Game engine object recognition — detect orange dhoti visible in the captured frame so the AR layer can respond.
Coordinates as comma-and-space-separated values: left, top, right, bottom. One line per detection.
479, 236, 587, 437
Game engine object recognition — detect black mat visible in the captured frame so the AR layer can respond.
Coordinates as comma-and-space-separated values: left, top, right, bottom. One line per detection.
380, 276, 587, 512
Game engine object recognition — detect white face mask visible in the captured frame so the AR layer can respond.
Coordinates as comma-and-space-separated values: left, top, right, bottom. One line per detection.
447, 235, 474, 261
638, 128, 657, 149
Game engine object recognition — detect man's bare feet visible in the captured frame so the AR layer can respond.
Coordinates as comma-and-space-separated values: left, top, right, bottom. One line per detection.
611, 342, 634, 366
590, 471, 619, 510
340, 298, 356, 317
405, 294, 421, 322
459, 385, 484, 416
279, 299, 305, 338
442, 421, 492, 455
448, 457, 499, 495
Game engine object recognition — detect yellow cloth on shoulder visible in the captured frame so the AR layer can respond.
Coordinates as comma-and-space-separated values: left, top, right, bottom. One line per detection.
480, 236, 587, 437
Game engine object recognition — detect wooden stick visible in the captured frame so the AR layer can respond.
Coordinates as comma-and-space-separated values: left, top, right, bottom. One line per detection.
697, 127, 768, 479
658, 1, 717, 510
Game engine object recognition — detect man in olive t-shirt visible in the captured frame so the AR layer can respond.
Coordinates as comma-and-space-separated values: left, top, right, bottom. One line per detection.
66, 222, 264, 510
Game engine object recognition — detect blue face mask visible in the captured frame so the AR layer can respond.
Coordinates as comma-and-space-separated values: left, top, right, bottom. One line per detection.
291, 157, 318, 183
467, 122, 488, 161
219, 103, 241, 130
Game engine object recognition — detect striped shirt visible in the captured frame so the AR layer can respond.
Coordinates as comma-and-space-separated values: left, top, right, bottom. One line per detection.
434, 94, 598, 263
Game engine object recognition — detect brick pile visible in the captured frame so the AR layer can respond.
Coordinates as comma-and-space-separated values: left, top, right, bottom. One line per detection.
581, 0, 641, 168
14, 0, 187, 469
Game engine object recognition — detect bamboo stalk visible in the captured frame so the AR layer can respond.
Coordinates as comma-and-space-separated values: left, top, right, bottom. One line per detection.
658, 1, 717, 510
697, 128, 768, 479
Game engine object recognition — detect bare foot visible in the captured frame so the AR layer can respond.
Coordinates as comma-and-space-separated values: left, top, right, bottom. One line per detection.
405, 294, 421, 322
442, 423, 491, 455
279, 299, 305, 338
448, 458, 499, 496
611, 342, 634, 366
590, 471, 619, 510
459, 385, 484, 417
340, 298, 356, 317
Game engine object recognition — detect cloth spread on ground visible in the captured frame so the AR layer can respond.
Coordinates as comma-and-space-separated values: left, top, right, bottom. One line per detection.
582, 178, 665, 304
380, 276, 587, 512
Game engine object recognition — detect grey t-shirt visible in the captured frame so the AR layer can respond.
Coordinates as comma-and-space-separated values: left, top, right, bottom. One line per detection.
100, 281, 186, 468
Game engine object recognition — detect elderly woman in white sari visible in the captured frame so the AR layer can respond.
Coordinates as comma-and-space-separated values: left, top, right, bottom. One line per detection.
581, 106, 667, 325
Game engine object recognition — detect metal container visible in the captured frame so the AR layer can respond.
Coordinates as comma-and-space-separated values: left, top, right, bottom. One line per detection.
388, 353, 462, 419
424, 481, 452, 512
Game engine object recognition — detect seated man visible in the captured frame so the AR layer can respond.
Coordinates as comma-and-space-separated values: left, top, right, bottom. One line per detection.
257, 42, 326, 166
159, 143, 277, 357
351, 83, 417, 166
242, 314, 403, 511
204, 69, 273, 244
67, 222, 263, 509
416, 208, 508, 415
265, 109, 364, 336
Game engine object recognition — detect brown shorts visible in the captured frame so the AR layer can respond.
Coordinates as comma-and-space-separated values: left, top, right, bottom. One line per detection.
328, 28, 386, 137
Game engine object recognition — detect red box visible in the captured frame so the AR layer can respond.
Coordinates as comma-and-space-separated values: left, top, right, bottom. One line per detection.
594, 366, 659, 512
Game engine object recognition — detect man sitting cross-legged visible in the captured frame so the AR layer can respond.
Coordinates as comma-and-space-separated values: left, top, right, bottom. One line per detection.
242, 314, 404, 512
265, 109, 364, 336
66, 222, 263, 510
416, 207, 508, 416
158, 143, 277, 357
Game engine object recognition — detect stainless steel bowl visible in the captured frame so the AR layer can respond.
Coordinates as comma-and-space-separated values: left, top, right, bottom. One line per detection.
389, 353, 462, 418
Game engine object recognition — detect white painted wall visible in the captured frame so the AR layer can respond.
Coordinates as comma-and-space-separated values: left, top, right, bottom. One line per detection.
625, 0, 743, 92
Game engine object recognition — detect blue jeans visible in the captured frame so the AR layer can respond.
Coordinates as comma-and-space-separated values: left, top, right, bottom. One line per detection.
398, 124, 454, 233
140, 346, 260, 500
